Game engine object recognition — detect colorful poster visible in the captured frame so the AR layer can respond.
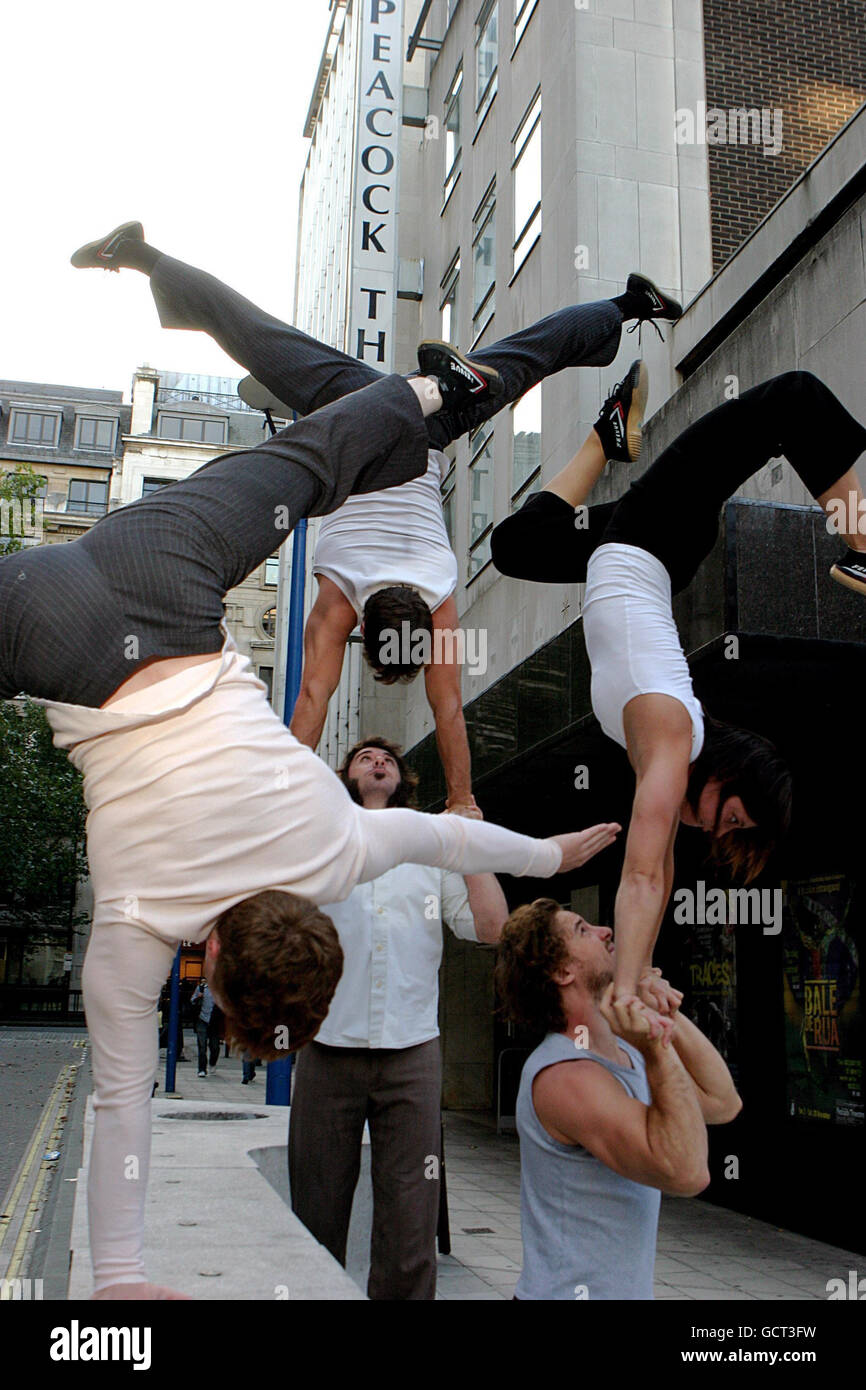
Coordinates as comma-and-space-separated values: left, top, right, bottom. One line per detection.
782, 875, 862, 1126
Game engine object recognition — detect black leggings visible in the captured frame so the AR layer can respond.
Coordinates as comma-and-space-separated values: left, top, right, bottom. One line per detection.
491, 372, 866, 593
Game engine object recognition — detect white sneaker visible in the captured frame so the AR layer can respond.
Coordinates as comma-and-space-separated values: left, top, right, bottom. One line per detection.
197, 1070, 207, 1078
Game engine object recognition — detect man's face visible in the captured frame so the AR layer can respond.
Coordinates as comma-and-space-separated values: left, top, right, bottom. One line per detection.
553, 908, 615, 999
346, 745, 402, 807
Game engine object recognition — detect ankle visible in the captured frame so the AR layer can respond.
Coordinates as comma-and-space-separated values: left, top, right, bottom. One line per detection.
611, 290, 645, 322
115, 239, 162, 274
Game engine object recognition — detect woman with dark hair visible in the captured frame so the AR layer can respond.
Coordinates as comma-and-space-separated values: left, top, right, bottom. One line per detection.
491, 366, 866, 1010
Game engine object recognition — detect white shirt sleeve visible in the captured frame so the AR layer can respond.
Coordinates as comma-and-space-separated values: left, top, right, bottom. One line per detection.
354, 806, 562, 884
82, 918, 176, 1292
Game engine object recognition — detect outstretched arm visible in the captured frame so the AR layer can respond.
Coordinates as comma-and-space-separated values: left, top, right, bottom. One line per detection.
638, 972, 743, 1126
424, 596, 476, 813
289, 577, 358, 748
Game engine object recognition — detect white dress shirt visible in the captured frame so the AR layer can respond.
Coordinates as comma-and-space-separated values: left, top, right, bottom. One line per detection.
316, 862, 480, 1049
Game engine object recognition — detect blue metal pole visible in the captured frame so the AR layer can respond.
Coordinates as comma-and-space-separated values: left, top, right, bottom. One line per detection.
266, 449, 306, 1107
164, 946, 182, 1095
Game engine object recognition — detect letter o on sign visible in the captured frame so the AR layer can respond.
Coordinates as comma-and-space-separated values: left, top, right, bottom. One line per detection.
362, 145, 395, 176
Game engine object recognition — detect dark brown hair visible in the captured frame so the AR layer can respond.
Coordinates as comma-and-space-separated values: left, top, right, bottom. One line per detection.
211, 890, 343, 1058
337, 734, 419, 808
361, 585, 434, 685
495, 898, 570, 1035
686, 716, 793, 883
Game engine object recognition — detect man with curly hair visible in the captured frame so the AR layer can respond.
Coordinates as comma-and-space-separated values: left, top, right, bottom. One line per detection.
496, 899, 741, 1299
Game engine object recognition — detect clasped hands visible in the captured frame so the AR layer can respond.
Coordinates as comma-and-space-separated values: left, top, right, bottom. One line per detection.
602, 969, 684, 1050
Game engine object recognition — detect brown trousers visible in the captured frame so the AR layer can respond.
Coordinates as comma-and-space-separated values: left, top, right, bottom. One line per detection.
288, 1038, 442, 1300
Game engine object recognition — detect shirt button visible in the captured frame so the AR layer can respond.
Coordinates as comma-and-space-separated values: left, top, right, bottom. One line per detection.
377, 906, 385, 915
376, 943, 384, 952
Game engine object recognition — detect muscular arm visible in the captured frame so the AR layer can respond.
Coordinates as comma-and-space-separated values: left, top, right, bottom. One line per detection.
533, 1044, 709, 1196
614, 695, 692, 999
289, 577, 357, 748
424, 596, 474, 808
668, 1010, 743, 1125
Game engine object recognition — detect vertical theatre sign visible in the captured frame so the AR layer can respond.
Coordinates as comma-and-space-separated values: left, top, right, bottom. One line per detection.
350, 0, 404, 372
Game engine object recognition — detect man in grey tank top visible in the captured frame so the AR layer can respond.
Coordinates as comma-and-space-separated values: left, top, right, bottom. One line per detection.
496, 899, 741, 1299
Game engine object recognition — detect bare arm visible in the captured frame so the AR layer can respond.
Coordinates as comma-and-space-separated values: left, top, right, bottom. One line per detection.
533, 995, 709, 1196
424, 596, 475, 810
638, 974, 743, 1125
465, 873, 509, 943
289, 577, 357, 748
614, 695, 692, 999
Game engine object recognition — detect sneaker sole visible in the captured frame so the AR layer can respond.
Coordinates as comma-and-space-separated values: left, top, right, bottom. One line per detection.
830, 564, 866, 596
418, 340, 504, 397
626, 360, 649, 461
70, 220, 144, 268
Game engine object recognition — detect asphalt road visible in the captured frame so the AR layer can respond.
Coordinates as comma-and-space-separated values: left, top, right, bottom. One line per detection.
0, 1026, 87, 1201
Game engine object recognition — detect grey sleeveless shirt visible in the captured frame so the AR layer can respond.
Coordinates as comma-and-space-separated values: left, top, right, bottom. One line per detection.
515, 1031, 661, 1300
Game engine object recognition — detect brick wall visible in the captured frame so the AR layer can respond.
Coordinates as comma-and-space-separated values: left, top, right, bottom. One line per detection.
702, 0, 866, 269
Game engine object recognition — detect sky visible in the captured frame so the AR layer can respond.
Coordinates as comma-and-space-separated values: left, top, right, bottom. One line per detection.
0, 1, 330, 395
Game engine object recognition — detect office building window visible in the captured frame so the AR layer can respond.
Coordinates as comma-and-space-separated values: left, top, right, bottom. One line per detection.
257, 666, 274, 699
514, 0, 538, 49
156, 413, 227, 445
141, 477, 179, 497
9, 408, 61, 447
66, 479, 109, 516
447, 0, 461, 22
476, 1, 499, 128
468, 422, 494, 579
511, 383, 541, 503
74, 416, 117, 452
513, 91, 541, 275
472, 180, 496, 340
441, 457, 457, 549
440, 253, 460, 343
444, 65, 463, 204
264, 556, 280, 586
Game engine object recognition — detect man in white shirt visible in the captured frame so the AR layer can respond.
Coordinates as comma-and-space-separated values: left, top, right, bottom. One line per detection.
289, 736, 510, 1300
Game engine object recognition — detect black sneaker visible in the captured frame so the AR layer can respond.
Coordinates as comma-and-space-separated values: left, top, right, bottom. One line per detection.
417, 340, 503, 410
70, 220, 144, 270
595, 360, 648, 463
830, 548, 866, 597
626, 272, 683, 323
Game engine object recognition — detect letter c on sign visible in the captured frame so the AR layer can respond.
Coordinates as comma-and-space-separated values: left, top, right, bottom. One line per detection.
363, 184, 391, 215
366, 107, 394, 138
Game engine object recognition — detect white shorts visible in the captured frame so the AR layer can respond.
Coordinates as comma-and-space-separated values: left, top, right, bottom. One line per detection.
583, 543, 705, 762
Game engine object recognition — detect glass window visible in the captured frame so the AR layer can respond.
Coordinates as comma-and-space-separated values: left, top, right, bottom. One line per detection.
511, 383, 541, 500
444, 65, 463, 204
440, 253, 460, 343
74, 416, 117, 452
257, 666, 274, 699
9, 409, 61, 447
472, 180, 496, 339
156, 413, 227, 445
514, 0, 538, 48
66, 479, 109, 516
264, 556, 280, 586
141, 477, 179, 497
468, 422, 494, 579
260, 606, 277, 639
476, 1, 499, 127
513, 92, 541, 274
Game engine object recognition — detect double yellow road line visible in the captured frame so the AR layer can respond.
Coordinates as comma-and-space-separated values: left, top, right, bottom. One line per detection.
0, 1053, 84, 1293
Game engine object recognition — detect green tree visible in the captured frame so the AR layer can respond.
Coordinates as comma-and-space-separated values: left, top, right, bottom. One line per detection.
0, 700, 87, 907
0, 464, 43, 554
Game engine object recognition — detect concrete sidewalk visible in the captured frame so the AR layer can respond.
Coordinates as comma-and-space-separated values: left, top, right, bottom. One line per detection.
65, 1042, 862, 1301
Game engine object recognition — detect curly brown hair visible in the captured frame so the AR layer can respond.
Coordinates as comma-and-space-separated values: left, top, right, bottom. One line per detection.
211, 890, 343, 1059
495, 898, 570, 1035
362, 585, 434, 685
